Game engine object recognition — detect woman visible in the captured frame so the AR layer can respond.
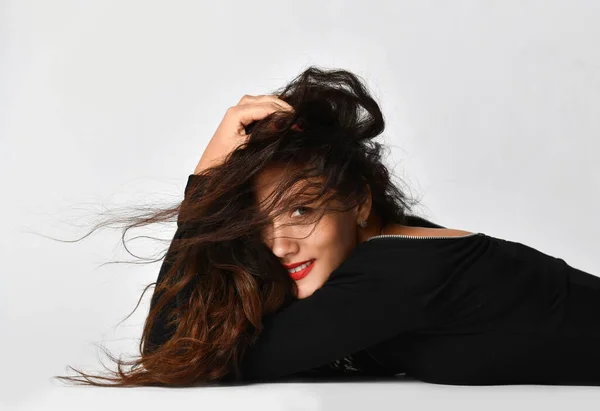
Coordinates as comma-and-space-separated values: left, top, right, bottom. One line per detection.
55, 66, 600, 387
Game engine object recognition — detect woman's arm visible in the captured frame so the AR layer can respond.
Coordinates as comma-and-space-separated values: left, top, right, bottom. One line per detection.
239, 260, 428, 382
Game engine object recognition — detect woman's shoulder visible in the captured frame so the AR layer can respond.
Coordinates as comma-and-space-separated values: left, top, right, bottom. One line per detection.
379, 225, 475, 238
403, 214, 446, 229
385, 214, 478, 239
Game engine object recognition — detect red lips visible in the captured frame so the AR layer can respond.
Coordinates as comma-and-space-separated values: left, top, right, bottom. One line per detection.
283, 259, 313, 269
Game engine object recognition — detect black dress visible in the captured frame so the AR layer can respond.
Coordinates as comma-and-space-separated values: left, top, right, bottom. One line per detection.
146, 174, 600, 386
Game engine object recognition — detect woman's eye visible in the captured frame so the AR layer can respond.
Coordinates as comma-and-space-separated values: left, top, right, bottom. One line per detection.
291, 206, 312, 218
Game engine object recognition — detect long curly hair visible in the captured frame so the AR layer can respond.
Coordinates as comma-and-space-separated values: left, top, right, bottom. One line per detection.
52, 65, 427, 387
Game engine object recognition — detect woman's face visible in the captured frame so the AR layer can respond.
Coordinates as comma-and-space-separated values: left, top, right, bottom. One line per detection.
253, 165, 378, 299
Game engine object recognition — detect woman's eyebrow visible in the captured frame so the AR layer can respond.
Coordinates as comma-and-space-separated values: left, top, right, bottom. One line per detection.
288, 192, 319, 203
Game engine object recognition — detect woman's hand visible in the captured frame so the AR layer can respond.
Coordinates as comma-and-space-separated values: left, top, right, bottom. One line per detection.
194, 95, 294, 175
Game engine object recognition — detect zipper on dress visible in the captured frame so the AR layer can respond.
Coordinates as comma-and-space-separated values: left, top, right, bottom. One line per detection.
367, 232, 480, 241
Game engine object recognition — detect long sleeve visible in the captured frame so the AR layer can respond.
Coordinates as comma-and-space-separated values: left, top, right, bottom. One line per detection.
144, 174, 207, 354
239, 246, 430, 382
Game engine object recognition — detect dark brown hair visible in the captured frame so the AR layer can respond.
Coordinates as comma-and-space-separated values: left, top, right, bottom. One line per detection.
52, 65, 424, 387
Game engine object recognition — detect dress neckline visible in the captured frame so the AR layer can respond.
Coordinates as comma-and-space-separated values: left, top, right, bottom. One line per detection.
367, 232, 482, 241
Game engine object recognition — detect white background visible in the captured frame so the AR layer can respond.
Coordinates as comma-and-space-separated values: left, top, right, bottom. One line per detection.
2, 0, 600, 409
